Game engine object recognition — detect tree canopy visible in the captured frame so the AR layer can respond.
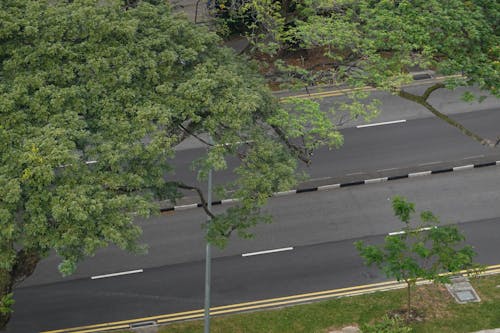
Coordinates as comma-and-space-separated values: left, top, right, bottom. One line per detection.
219, 0, 500, 145
0, 0, 345, 327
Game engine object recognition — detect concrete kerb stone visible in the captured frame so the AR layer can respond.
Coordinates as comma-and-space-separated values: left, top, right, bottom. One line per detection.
160, 160, 500, 213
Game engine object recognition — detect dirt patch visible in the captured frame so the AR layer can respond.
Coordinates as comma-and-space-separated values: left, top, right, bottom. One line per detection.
251, 46, 339, 90
387, 307, 425, 324
411, 284, 454, 321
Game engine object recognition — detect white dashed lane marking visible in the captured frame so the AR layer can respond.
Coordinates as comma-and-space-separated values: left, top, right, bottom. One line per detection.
242, 247, 294, 257
356, 119, 406, 128
91, 269, 143, 280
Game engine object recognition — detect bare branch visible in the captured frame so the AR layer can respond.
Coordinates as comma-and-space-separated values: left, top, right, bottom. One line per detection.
175, 182, 216, 219
223, 225, 238, 238
421, 83, 445, 102
397, 88, 423, 104
178, 124, 214, 147
271, 125, 312, 164
398, 90, 496, 147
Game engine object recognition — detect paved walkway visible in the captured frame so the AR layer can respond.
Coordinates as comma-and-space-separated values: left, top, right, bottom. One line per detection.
170, 0, 211, 24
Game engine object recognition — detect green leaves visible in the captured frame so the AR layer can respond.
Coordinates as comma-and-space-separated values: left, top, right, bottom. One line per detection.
356, 196, 479, 316
221, 0, 499, 98
1, 0, 218, 277
392, 196, 415, 224
357, 196, 478, 285
0, 293, 14, 315
1, 0, 346, 293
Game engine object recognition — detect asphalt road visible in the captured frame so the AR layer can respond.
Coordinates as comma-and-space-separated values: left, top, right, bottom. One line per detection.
9, 166, 500, 332
172, 107, 500, 197
9, 88, 500, 332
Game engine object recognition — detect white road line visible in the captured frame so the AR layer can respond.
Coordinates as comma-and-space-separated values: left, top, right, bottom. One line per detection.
377, 167, 398, 172
418, 161, 442, 166
242, 247, 294, 257
388, 227, 435, 236
463, 155, 484, 160
308, 176, 334, 182
91, 269, 143, 280
356, 119, 406, 128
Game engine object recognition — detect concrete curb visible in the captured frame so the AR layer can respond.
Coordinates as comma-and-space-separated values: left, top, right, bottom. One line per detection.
161, 160, 500, 213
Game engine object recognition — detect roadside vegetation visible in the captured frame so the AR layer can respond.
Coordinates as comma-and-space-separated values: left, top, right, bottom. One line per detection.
2, 0, 498, 330
119, 274, 500, 333
215, 0, 500, 146
356, 196, 481, 321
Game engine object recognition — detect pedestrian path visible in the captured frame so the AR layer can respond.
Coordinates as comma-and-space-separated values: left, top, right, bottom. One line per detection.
170, 0, 211, 24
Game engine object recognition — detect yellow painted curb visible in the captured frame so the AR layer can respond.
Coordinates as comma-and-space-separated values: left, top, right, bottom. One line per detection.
41, 263, 499, 333
281, 75, 462, 100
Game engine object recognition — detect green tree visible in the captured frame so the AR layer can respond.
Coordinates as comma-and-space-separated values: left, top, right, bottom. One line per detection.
0, 0, 346, 328
221, 0, 500, 146
355, 196, 479, 320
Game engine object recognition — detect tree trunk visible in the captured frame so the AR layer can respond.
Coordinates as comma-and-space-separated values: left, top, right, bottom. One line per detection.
406, 280, 411, 321
0, 269, 14, 331
0, 249, 41, 330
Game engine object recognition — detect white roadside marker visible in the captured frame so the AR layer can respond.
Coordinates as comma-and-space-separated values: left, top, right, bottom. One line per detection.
364, 177, 388, 184
317, 184, 340, 191
408, 171, 432, 177
356, 119, 406, 128
91, 269, 143, 280
453, 164, 474, 171
242, 247, 294, 257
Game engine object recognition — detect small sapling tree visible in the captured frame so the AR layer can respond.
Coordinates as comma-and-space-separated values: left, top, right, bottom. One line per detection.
355, 196, 480, 320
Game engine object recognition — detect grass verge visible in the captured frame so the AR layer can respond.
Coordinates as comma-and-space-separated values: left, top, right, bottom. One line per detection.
120, 274, 500, 333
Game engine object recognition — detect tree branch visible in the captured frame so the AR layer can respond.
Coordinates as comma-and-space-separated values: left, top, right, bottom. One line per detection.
271, 125, 312, 164
421, 83, 445, 102
175, 182, 216, 219
178, 124, 214, 147
12, 249, 41, 286
397, 89, 498, 148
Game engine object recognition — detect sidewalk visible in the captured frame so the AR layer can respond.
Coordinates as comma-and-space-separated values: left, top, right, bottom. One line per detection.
170, 0, 211, 24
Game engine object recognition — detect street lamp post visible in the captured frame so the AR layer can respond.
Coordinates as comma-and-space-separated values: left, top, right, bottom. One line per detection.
204, 141, 213, 333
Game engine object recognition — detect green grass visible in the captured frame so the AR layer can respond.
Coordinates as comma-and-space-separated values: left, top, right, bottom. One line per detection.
120, 275, 500, 333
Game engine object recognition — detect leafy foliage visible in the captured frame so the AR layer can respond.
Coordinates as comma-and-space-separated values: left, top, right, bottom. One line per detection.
355, 196, 480, 317
217, 0, 499, 145
224, 0, 499, 92
0, 0, 347, 328
0, 293, 14, 316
